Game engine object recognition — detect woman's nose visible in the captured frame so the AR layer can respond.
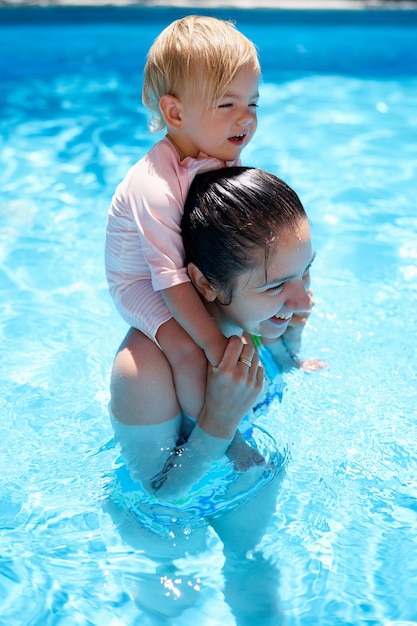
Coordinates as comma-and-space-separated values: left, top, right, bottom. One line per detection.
286, 280, 312, 312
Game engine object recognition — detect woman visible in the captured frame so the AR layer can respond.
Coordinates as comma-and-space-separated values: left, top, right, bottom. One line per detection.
107, 167, 315, 622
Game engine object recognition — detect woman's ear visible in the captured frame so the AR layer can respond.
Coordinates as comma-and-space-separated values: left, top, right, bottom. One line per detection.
159, 94, 184, 129
187, 263, 218, 302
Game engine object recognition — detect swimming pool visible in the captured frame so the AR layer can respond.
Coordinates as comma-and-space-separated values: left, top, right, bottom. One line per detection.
1, 5, 416, 624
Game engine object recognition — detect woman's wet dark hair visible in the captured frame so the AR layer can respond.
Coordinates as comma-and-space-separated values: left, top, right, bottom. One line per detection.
181, 166, 307, 303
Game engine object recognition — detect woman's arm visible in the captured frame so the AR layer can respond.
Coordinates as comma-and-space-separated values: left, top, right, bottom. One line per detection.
112, 413, 232, 500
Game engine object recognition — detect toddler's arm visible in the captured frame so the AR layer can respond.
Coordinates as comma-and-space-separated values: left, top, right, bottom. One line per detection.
162, 282, 228, 366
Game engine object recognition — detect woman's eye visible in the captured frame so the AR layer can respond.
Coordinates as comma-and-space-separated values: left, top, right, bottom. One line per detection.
267, 284, 284, 294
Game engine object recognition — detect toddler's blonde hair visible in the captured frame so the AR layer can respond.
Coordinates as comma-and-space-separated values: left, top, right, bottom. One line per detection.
142, 15, 260, 132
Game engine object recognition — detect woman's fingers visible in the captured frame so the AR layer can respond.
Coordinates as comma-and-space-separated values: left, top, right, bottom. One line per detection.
219, 335, 255, 370
237, 342, 256, 371
202, 336, 264, 439
218, 336, 263, 389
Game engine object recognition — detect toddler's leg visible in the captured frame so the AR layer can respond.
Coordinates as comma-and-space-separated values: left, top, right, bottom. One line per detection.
181, 416, 265, 473
226, 430, 265, 472
158, 320, 265, 471
110, 327, 180, 426
157, 319, 207, 420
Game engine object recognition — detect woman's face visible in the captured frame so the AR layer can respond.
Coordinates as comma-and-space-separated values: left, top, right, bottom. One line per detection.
212, 217, 314, 339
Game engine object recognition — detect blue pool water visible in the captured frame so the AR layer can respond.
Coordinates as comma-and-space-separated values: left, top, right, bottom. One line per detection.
1, 6, 417, 625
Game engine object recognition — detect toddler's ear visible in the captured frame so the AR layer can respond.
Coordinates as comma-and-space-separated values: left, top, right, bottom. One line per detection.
187, 263, 218, 302
159, 94, 183, 129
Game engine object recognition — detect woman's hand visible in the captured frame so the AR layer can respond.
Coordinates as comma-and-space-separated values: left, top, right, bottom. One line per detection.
280, 288, 314, 354
198, 336, 263, 440
282, 290, 327, 371
262, 290, 327, 372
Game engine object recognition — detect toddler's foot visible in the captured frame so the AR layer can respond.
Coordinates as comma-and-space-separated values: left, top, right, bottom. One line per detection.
299, 357, 328, 372
226, 430, 266, 473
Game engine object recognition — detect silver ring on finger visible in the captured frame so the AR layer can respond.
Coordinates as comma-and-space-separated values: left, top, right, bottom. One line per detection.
239, 357, 252, 368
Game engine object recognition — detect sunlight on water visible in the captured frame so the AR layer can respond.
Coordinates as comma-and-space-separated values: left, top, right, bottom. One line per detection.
0, 7, 416, 625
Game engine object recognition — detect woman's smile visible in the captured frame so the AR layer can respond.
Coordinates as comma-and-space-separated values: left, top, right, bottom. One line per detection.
210, 219, 314, 339
269, 313, 292, 326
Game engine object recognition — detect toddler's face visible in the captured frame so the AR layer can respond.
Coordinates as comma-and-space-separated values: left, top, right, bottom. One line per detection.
178, 63, 259, 162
